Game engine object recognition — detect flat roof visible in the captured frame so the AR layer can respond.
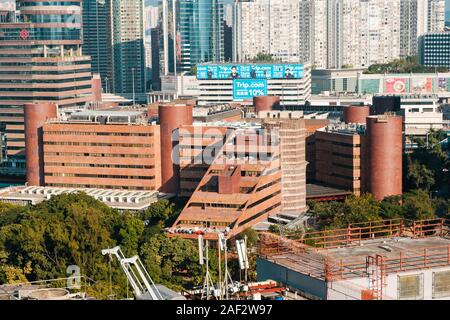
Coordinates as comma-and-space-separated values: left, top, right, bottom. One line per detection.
70, 110, 144, 117
325, 236, 450, 261
0, 186, 171, 211
261, 235, 450, 281
306, 184, 352, 198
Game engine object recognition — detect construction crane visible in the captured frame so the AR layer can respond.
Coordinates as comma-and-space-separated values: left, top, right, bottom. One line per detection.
101, 246, 164, 300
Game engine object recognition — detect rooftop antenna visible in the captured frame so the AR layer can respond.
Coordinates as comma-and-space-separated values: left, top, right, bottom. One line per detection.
236, 238, 249, 283
199, 235, 216, 300
219, 233, 235, 299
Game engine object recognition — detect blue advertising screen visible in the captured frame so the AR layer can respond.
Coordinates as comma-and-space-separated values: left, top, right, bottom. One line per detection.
197, 64, 304, 80
232, 79, 267, 101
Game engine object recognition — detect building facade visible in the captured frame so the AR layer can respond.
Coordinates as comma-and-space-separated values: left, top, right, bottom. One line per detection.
419, 32, 450, 68
196, 62, 311, 106
0, 0, 93, 181
400, 0, 446, 57
177, 0, 224, 72
168, 118, 307, 239
315, 126, 363, 195
42, 111, 161, 190
82, 0, 112, 91
233, 0, 308, 63
110, 0, 146, 99
313, 113, 403, 200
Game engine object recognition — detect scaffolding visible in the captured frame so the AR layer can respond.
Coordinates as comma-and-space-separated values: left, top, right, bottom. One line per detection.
259, 218, 450, 299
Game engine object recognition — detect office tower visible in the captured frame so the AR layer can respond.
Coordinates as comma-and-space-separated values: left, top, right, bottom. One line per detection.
110, 0, 146, 99
0, 0, 93, 180
151, 27, 163, 90
233, 0, 309, 63
223, 21, 233, 61
144, 7, 159, 91
177, 0, 224, 72
82, 0, 112, 91
419, 32, 450, 68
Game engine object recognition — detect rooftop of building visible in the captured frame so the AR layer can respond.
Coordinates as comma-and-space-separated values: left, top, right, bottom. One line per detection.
48, 109, 152, 126
259, 218, 450, 281
198, 62, 308, 66
0, 186, 171, 211
318, 122, 365, 135
193, 103, 240, 114
306, 184, 352, 200
192, 120, 262, 130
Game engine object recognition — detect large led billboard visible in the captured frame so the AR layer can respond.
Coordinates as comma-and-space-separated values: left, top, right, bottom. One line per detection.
197, 64, 304, 80
232, 79, 267, 101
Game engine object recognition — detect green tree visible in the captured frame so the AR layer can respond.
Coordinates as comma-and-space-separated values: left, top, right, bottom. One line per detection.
402, 189, 435, 220
140, 234, 205, 290
406, 158, 436, 191
237, 228, 259, 247
380, 195, 404, 219
0, 193, 131, 298
364, 55, 449, 74
251, 52, 275, 62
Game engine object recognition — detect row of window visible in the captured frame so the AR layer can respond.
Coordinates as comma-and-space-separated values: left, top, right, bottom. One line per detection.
44, 131, 153, 137
45, 152, 154, 158
45, 172, 155, 180
46, 183, 153, 191
44, 163, 154, 169
44, 141, 153, 148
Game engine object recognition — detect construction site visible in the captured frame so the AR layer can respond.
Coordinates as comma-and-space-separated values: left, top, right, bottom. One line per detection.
257, 218, 450, 300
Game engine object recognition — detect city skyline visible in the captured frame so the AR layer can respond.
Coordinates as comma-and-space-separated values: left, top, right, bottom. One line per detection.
0, 0, 449, 304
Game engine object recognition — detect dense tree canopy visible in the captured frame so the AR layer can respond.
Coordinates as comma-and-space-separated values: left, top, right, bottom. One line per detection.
310, 191, 446, 231
251, 52, 277, 62
0, 193, 207, 298
405, 130, 449, 197
364, 56, 448, 74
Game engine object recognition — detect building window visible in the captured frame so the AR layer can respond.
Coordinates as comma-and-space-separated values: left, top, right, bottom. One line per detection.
432, 270, 450, 299
398, 274, 424, 300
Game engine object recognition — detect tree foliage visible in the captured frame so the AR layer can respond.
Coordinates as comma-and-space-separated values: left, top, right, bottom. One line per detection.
405, 130, 449, 197
364, 56, 449, 74
0, 193, 202, 299
251, 52, 277, 62
311, 190, 441, 230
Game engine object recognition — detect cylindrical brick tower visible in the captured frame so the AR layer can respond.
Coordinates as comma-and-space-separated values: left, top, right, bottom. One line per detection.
253, 96, 280, 113
24, 103, 58, 186
364, 115, 403, 200
343, 105, 370, 124
159, 103, 193, 194
91, 74, 103, 102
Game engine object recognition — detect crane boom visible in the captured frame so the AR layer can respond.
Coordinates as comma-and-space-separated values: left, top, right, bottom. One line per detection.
102, 246, 163, 300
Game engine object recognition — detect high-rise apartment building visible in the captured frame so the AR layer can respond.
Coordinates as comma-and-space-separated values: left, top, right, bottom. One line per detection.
233, 0, 445, 69
82, 0, 147, 97
0, 0, 93, 180
145, 6, 159, 30
110, 0, 146, 99
233, 0, 310, 63
400, 0, 446, 57
340, 0, 401, 68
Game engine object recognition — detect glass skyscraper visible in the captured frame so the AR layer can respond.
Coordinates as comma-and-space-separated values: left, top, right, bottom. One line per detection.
82, 0, 112, 92
177, 0, 224, 72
